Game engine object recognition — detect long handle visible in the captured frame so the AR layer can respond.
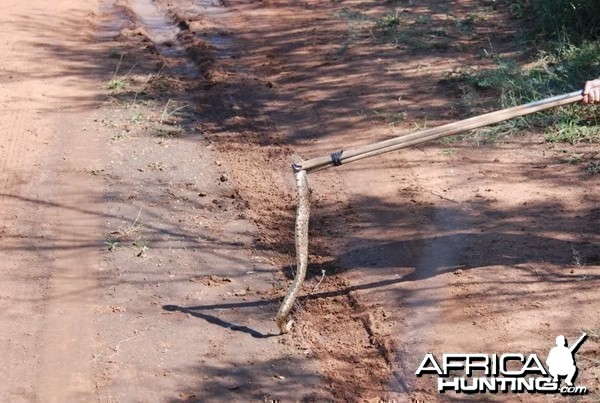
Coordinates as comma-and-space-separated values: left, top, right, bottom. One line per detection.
295, 90, 583, 173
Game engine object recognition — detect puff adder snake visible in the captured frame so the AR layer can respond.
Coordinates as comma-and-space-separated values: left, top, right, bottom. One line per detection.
275, 90, 583, 334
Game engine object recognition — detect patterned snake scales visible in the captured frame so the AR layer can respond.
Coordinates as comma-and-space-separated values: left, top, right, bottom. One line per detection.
275, 169, 309, 334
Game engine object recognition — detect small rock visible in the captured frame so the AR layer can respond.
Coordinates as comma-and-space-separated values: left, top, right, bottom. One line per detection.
219, 174, 229, 182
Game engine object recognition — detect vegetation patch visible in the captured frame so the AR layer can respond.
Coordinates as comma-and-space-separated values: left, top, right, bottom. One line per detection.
441, 0, 600, 144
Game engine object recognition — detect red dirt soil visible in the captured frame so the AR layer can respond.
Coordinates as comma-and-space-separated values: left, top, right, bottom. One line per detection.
0, 0, 598, 401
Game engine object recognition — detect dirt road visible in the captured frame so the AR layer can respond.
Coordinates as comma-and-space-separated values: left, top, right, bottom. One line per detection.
0, 0, 598, 401
0, 0, 107, 399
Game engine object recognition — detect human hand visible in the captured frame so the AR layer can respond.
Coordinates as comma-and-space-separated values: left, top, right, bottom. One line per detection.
583, 78, 600, 104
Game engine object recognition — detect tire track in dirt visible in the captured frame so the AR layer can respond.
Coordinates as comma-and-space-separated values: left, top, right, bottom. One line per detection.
36, 111, 104, 402
0, 108, 47, 401
0, 6, 52, 397
0, 0, 111, 399
0, 110, 28, 205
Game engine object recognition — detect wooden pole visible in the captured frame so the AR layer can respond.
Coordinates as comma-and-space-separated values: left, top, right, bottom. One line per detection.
295, 91, 583, 173
277, 89, 585, 333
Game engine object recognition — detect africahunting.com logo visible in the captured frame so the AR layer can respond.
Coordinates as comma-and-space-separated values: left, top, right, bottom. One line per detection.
416, 333, 588, 395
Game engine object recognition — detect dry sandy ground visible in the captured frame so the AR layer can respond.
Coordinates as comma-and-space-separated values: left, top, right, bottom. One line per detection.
0, 0, 598, 401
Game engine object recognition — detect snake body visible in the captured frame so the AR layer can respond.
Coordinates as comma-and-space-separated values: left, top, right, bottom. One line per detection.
276, 169, 310, 333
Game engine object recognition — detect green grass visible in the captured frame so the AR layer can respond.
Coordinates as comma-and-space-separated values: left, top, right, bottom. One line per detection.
333, 7, 371, 56
104, 239, 120, 252
333, 5, 463, 54
377, 13, 400, 28
107, 78, 127, 91
375, 9, 458, 51
544, 116, 600, 144
438, 0, 600, 144
454, 14, 482, 32
333, 0, 600, 144
587, 161, 600, 174
526, 0, 600, 45
105, 209, 149, 256
442, 41, 600, 144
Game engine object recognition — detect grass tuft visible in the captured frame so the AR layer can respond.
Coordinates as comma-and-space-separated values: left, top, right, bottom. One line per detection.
107, 78, 127, 91
377, 13, 400, 28
442, 41, 600, 144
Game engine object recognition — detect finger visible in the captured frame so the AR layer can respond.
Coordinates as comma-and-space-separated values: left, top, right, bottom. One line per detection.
585, 79, 600, 93
583, 93, 590, 104
583, 79, 600, 103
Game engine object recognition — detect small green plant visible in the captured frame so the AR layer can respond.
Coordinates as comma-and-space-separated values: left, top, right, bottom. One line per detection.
440, 148, 457, 156
104, 239, 120, 252
506, 0, 527, 18
372, 109, 407, 127
587, 161, 600, 174
133, 236, 149, 257
130, 112, 144, 124
160, 99, 189, 124
107, 78, 126, 91
120, 208, 143, 238
356, 108, 367, 118
385, 111, 408, 127
333, 7, 371, 55
106, 53, 137, 92
377, 13, 400, 27
105, 208, 150, 256
429, 28, 448, 37
455, 14, 483, 32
